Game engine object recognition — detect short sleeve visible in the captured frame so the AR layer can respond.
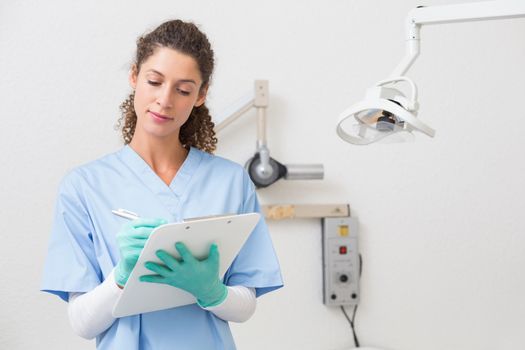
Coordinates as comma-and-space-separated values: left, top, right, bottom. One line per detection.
223, 171, 284, 297
40, 171, 102, 302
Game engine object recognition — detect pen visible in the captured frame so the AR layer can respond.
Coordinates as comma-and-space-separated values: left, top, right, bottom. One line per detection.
112, 208, 140, 221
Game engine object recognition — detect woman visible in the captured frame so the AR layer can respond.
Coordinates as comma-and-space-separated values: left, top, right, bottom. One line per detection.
41, 19, 283, 349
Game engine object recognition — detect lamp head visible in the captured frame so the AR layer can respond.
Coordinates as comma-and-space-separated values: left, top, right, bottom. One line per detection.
336, 77, 435, 145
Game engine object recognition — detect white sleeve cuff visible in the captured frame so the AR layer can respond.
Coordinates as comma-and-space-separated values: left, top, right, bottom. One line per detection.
67, 269, 122, 339
203, 286, 256, 323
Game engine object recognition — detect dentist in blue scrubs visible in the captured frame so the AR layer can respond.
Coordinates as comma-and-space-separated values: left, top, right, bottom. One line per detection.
41, 19, 283, 350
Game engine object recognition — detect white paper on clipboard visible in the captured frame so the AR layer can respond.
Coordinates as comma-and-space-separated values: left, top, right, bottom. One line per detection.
112, 212, 260, 318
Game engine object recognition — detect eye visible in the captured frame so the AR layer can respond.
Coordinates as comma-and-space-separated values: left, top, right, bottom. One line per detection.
147, 80, 161, 86
177, 88, 190, 96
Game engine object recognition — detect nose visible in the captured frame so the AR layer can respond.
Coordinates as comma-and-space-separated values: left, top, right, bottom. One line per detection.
156, 86, 173, 109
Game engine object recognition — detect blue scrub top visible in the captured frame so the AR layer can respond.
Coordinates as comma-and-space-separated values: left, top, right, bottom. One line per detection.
41, 146, 283, 350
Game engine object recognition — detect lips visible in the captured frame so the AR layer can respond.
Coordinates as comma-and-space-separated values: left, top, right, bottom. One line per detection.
149, 111, 174, 121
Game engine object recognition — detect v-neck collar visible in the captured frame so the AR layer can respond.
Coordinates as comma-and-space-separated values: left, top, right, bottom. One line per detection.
117, 145, 203, 213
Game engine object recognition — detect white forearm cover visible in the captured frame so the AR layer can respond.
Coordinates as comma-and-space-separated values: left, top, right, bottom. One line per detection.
203, 285, 256, 322
68, 271, 256, 339
67, 271, 121, 339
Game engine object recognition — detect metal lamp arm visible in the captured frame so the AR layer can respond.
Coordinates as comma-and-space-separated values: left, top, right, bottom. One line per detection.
215, 80, 324, 188
389, 0, 525, 79
214, 91, 256, 133
253, 81, 272, 175
215, 80, 269, 145
214, 80, 273, 175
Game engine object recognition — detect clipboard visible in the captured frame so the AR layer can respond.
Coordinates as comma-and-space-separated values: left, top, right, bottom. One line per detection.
112, 212, 260, 317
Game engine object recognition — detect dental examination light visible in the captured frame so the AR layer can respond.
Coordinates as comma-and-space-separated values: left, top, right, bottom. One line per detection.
337, 0, 525, 145
215, 80, 324, 188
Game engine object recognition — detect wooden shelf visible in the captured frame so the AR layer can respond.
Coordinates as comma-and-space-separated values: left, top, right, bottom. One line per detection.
261, 204, 350, 220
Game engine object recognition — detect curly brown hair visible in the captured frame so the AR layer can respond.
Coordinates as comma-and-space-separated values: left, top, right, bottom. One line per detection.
116, 20, 217, 153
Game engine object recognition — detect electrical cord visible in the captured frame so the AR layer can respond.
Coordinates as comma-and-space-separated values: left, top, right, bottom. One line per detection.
341, 304, 360, 347
341, 253, 363, 348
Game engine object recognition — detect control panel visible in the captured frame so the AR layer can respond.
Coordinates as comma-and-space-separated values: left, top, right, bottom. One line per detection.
322, 217, 359, 306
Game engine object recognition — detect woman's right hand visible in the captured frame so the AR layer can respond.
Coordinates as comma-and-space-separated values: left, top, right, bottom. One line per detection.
114, 218, 167, 287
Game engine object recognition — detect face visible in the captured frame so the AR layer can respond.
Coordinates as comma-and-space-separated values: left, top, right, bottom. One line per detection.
129, 47, 207, 141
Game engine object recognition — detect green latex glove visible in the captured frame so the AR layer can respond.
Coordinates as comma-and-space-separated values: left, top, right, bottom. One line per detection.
140, 242, 228, 307
114, 218, 167, 287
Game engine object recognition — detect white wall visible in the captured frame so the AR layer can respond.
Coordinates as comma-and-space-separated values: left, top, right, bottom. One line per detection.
1, 1, 524, 349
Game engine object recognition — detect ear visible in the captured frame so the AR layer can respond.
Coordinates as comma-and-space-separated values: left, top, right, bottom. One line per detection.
129, 65, 138, 89
195, 84, 208, 107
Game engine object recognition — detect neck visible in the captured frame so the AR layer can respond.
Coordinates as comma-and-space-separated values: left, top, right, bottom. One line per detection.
129, 132, 188, 174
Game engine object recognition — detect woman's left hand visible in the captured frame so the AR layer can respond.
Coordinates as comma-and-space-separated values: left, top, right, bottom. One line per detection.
140, 242, 228, 307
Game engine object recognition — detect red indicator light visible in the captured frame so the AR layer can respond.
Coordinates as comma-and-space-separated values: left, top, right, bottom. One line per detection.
339, 246, 347, 254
